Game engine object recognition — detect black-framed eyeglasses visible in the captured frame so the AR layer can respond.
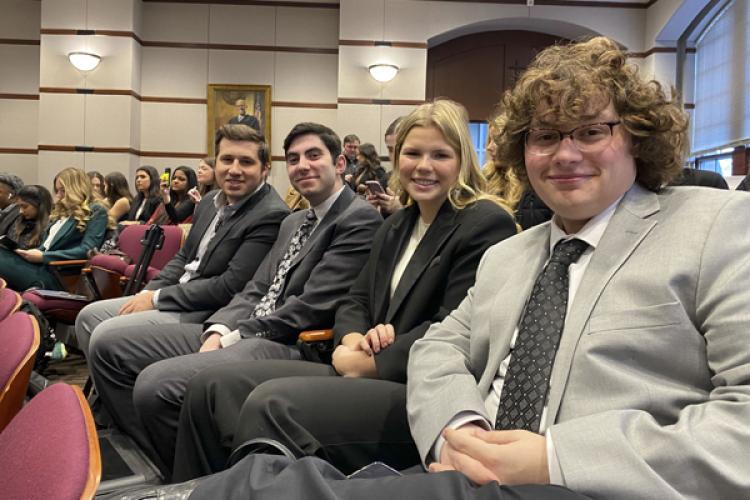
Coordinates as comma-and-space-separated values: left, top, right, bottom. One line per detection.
525, 121, 622, 156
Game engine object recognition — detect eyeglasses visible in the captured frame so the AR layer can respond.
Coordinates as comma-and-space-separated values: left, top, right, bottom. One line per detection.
525, 121, 621, 156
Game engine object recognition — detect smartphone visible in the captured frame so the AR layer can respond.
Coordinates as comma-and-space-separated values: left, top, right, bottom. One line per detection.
161, 167, 172, 183
0, 235, 19, 251
365, 180, 385, 195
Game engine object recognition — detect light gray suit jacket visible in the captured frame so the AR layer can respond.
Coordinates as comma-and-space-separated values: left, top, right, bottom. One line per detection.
407, 184, 750, 499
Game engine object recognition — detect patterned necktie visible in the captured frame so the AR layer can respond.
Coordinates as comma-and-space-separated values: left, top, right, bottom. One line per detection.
252, 209, 317, 318
495, 238, 589, 432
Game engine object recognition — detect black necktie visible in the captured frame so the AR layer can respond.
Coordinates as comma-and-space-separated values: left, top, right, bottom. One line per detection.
495, 238, 589, 432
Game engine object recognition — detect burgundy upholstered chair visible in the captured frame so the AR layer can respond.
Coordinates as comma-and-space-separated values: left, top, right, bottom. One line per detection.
0, 287, 22, 321
0, 312, 40, 432
0, 383, 101, 500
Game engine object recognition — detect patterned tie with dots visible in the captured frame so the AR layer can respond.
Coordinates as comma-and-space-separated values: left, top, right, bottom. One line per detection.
252, 209, 317, 318
494, 238, 589, 432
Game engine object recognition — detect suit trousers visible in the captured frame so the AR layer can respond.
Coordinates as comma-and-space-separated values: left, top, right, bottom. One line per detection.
190, 453, 591, 500
88, 323, 301, 479
173, 360, 420, 481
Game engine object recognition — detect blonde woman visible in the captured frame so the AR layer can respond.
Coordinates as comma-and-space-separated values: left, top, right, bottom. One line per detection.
173, 99, 520, 479
0, 167, 107, 290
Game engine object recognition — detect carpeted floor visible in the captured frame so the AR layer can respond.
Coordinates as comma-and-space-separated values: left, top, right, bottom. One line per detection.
42, 352, 89, 389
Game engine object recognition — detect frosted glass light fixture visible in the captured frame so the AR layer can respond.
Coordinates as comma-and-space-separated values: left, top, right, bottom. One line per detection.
68, 52, 101, 71
368, 64, 399, 83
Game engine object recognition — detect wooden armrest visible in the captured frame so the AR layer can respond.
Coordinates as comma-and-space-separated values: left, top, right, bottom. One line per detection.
298, 329, 333, 342
48, 259, 88, 267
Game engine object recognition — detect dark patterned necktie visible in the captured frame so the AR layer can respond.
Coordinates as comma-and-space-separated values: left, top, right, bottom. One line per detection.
495, 238, 589, 432
252, 209, 317, 318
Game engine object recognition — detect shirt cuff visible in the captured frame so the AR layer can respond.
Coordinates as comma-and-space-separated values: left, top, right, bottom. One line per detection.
431, 411, 491, 464
219, 329, 242, 348
201, 323, 232, 343
546, 428, 565, 485
151, 289, 160, 308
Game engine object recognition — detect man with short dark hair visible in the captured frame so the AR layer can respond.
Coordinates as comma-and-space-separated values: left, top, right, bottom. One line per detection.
342, 133, 360, 180
0, 173, 24, 239
90, 122, 381, 478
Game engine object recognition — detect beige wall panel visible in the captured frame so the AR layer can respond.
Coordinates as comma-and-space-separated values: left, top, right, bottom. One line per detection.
275, 7, 339, 49
141, 47, 208, 98
340, 0, 384, 41
0, 154, 37, 185
208, 50, 275, 86
81, 152, 135, 177
0, 99, 38, 149
208, 5, 275, 45
338, 46, 425, 100
40, 35, 136, 90
421, 2, 528, 43
38, 93, 85, 146
270, 106, 338, 156
141, 2, 209, 43
84, 95, 135, 148
273, 53, 338, 103
41, 0, 85, 30
130, 97, 141, 150
0, 46, 40, 93
384, 0, 434, 43
140, 102, 206, 154
268, 160, 291, 196
0, 0, 41, 39
336, 103, 381, 149
38, 150, 85, 189
87, 0, 138, 31
131, 40, 142, 94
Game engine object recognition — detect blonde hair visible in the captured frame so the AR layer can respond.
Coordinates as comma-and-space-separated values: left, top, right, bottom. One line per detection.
483, 115, 524, 210
51, 167, 96, 232
495, 36, 688, 191
389, 99, 513, 214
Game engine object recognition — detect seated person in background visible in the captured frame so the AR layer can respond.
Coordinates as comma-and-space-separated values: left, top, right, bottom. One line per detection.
367, 118, 404, 216
185, 36, 750, 500
87, 122, 381, 479
283, 185, 309, 212
121, 165, 161, 225
0, 167, 107, 291
670, 166, 729, 189
172, 99, 519, 481
342, 133, 360, 179
0, 173, 25, 239
87, 170, 105, 201
347, 143, 388, 195
8, 185, 53, 250
103, 172, 134, 223
187, 156, 218, 205
149, 165, 198, 224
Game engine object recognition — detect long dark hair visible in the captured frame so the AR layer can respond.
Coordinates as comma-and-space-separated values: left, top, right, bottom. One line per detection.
128, 166, 160, 221
104, 171, 133, 207
170, 165, 198, 204
14, 184, 53, 248
137, 166, 160, 199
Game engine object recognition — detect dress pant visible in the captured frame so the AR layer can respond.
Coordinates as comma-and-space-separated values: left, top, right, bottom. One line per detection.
190, 453, 591, 500
173, 360, 420, 480
87, 324, 300, 479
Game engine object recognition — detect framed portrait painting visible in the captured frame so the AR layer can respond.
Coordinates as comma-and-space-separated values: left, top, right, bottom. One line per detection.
206, 84, 272, 157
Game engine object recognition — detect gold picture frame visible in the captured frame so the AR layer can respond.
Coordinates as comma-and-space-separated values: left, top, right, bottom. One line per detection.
206, 84, 272, 157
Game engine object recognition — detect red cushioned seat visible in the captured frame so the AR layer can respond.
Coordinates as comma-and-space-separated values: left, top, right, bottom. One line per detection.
0, 312, 39, 432
0, 288, 22, 321
0, 383, 101, 500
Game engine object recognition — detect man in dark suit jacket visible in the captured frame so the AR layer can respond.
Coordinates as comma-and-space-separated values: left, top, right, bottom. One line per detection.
88, 122, 381, 477
228, 99, 260, 132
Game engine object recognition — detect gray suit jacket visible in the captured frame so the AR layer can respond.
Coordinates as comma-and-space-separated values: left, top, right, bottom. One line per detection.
145, 185, 290, 323
207, 187, 382, 343
407, 184, 750, 499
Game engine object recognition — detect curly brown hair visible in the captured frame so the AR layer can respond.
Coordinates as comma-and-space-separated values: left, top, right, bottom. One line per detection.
495, 36, 688, 192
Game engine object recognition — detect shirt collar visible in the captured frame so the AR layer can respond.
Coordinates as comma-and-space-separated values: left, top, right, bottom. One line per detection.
310, 185, 345, 222
214, 181, 266, 213
549, 194, 623, 254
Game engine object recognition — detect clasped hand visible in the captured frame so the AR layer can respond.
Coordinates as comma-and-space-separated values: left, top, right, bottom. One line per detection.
429, 424, 550, 486
15, 248, 44, 263
332, 324, 396, 378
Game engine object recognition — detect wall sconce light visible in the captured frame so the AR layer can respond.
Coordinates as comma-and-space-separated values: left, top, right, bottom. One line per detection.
368, 64, 399, 83
68, 51, 101, 71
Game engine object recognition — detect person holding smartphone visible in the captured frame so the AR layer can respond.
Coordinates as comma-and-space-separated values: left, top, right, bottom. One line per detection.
150, 165, 198, 225
347, 143, 388, 196
173, 99, 519, 479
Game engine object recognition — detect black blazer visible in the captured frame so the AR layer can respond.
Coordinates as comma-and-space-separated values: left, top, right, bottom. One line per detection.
333, 199, 518, 383
145, 184, 290, 323
127, 195, 161, 223
207, 187, 382, 343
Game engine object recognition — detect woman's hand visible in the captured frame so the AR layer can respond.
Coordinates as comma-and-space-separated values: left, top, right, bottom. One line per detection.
332, 344, 377, 378
366, 187, 402, 215
160, 182, 171, 203
359, 324, 396, 355
188, 187, 202, 204
15, 248, 44, 263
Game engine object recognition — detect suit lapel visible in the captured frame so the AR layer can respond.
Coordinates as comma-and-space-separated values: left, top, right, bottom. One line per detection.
46, 218, 76, 250
545, 184, 660, 424
201, 186, 267, 263
373, 207, 416, 322
290, 187, 355, 268
386, 202, 458, 322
